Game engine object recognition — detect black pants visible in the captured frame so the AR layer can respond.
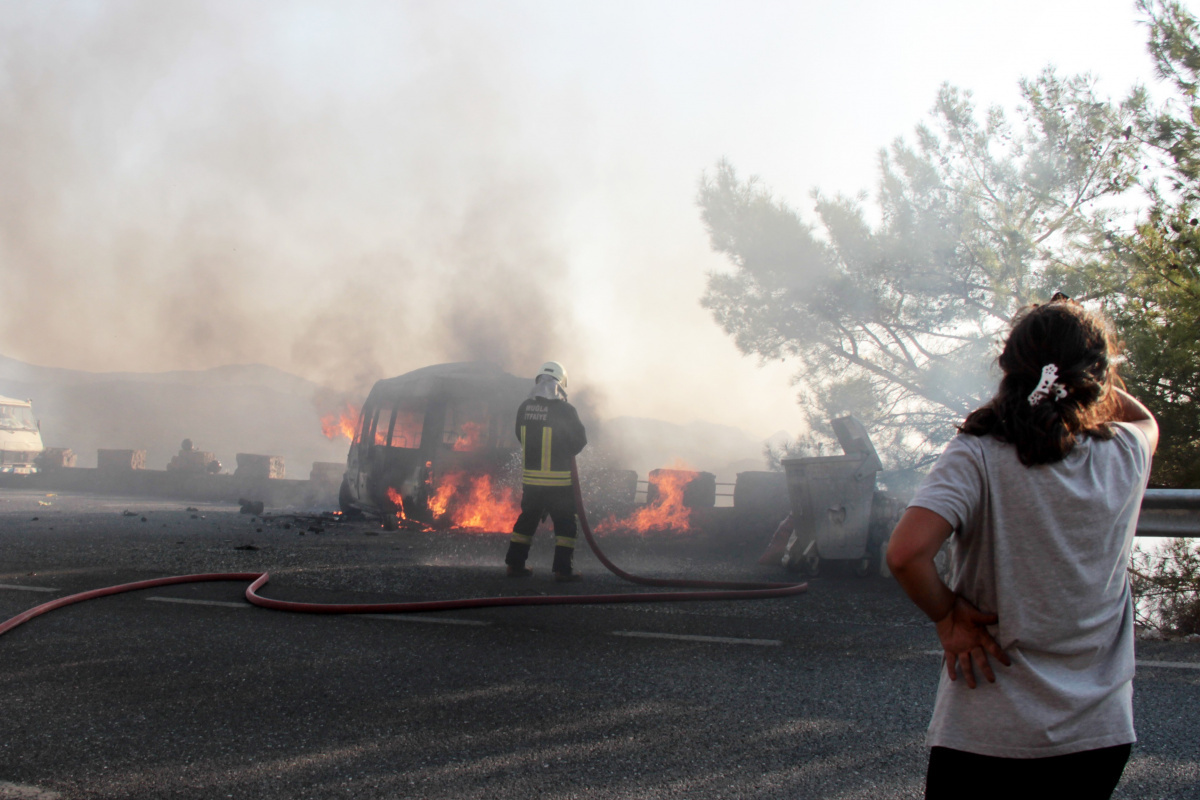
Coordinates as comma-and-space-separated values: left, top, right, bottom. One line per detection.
504, 484, 577, 573
926, 743, 1131, 800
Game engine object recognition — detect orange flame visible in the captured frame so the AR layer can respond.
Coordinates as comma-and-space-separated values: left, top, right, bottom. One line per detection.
321, 402, 360, 441
386, 486, 407, 520
598, 464, 696, 535
428, 471, 519, 532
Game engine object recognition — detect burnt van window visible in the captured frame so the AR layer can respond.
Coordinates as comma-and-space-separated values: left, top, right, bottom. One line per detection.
390, 408, 424, 449
370, 406, 393, 446
355, 408, 371, 444
444, 400, 491, 451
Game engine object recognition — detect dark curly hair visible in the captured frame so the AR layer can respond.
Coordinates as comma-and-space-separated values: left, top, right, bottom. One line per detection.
959, 298, 1121, 465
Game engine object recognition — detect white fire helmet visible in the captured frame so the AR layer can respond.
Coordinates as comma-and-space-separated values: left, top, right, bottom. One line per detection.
537, 361, 568, 388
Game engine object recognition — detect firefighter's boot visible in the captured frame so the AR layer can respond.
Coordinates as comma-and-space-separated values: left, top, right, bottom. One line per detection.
552, 541, 580, 581
505, 535, 532, 577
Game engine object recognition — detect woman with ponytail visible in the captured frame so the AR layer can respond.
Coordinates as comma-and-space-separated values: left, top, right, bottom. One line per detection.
887, 297, 1157, 799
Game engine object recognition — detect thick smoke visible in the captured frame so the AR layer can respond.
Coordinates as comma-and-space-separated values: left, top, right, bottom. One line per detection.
0, 2, 584, 401
426, 184, 577, 376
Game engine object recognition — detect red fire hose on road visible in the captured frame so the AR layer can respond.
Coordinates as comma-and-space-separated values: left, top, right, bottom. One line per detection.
0, 460, 806, 637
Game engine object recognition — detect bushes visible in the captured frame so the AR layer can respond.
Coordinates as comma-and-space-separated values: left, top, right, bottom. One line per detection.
1130, 538, 1200, 636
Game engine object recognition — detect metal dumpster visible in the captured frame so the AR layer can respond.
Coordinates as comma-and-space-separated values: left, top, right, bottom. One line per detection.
780, 416, 884, 576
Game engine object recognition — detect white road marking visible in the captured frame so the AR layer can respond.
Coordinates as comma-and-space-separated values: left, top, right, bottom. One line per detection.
0, 781, 62, 800
360, 613, 489, 627
923, 650, 1200, 671
0, 584, 58, 593
146, 597, 248, 609
1136, 660, 1200, 671
612, 630, 781, 647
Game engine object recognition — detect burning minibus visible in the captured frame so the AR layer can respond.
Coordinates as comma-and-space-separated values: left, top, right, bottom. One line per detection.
336, 362, 530, 527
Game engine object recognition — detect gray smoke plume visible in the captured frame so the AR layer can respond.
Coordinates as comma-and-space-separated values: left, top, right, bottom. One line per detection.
0, 2, 586, 404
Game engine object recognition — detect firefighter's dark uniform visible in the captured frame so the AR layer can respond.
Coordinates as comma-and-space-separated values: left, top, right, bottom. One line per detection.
504, 380, 587, 576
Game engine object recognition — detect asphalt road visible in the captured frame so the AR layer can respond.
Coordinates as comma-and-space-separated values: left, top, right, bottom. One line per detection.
0, 488, 1197, 799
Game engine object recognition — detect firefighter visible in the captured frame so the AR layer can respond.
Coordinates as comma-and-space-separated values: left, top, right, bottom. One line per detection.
505, 361, 588, 581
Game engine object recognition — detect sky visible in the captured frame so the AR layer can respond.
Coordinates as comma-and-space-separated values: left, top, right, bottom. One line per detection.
0, 0, 1170, 439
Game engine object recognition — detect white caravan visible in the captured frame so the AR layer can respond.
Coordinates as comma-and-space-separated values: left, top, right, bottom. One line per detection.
0, 395, 43, 474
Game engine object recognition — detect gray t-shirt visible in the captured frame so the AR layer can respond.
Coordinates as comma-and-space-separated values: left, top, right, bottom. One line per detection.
909, 422, 1152, 758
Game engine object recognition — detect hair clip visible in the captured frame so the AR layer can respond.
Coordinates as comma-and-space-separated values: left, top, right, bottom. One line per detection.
1028, 364, 1069, 406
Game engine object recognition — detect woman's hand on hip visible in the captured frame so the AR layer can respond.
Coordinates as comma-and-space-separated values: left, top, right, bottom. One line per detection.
936, 595, 1011, 689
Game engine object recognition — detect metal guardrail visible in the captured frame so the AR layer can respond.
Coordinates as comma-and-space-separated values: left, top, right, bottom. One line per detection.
623, 484, 1198, 534
1137, 490, 1200, 538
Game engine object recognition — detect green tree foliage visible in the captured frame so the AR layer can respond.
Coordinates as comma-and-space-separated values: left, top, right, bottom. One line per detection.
1139, 0, 1200, 198
699, 73, 1142, 471
1111, 214, 1200, 486
1109, 0, 1200, 487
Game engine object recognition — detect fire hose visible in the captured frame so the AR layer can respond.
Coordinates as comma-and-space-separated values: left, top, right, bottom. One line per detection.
0, 460, 806, 637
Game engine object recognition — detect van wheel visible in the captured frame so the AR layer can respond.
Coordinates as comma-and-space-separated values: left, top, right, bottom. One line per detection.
338, 478, 362, 518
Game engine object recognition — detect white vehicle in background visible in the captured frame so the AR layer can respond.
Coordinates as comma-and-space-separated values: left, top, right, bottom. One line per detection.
0, 395, 43, 475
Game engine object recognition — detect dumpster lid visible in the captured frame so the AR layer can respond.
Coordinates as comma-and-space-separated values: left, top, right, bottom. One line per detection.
830, 416, 883, 474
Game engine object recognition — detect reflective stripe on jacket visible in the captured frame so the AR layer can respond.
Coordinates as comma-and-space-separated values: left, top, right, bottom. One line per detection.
516, 396, 586, 487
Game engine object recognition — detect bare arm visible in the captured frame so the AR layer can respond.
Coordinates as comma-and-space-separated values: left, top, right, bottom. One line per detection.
886, 507, 956, 621
1111, 388, 1158, 454
887, 507, 1011, 688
